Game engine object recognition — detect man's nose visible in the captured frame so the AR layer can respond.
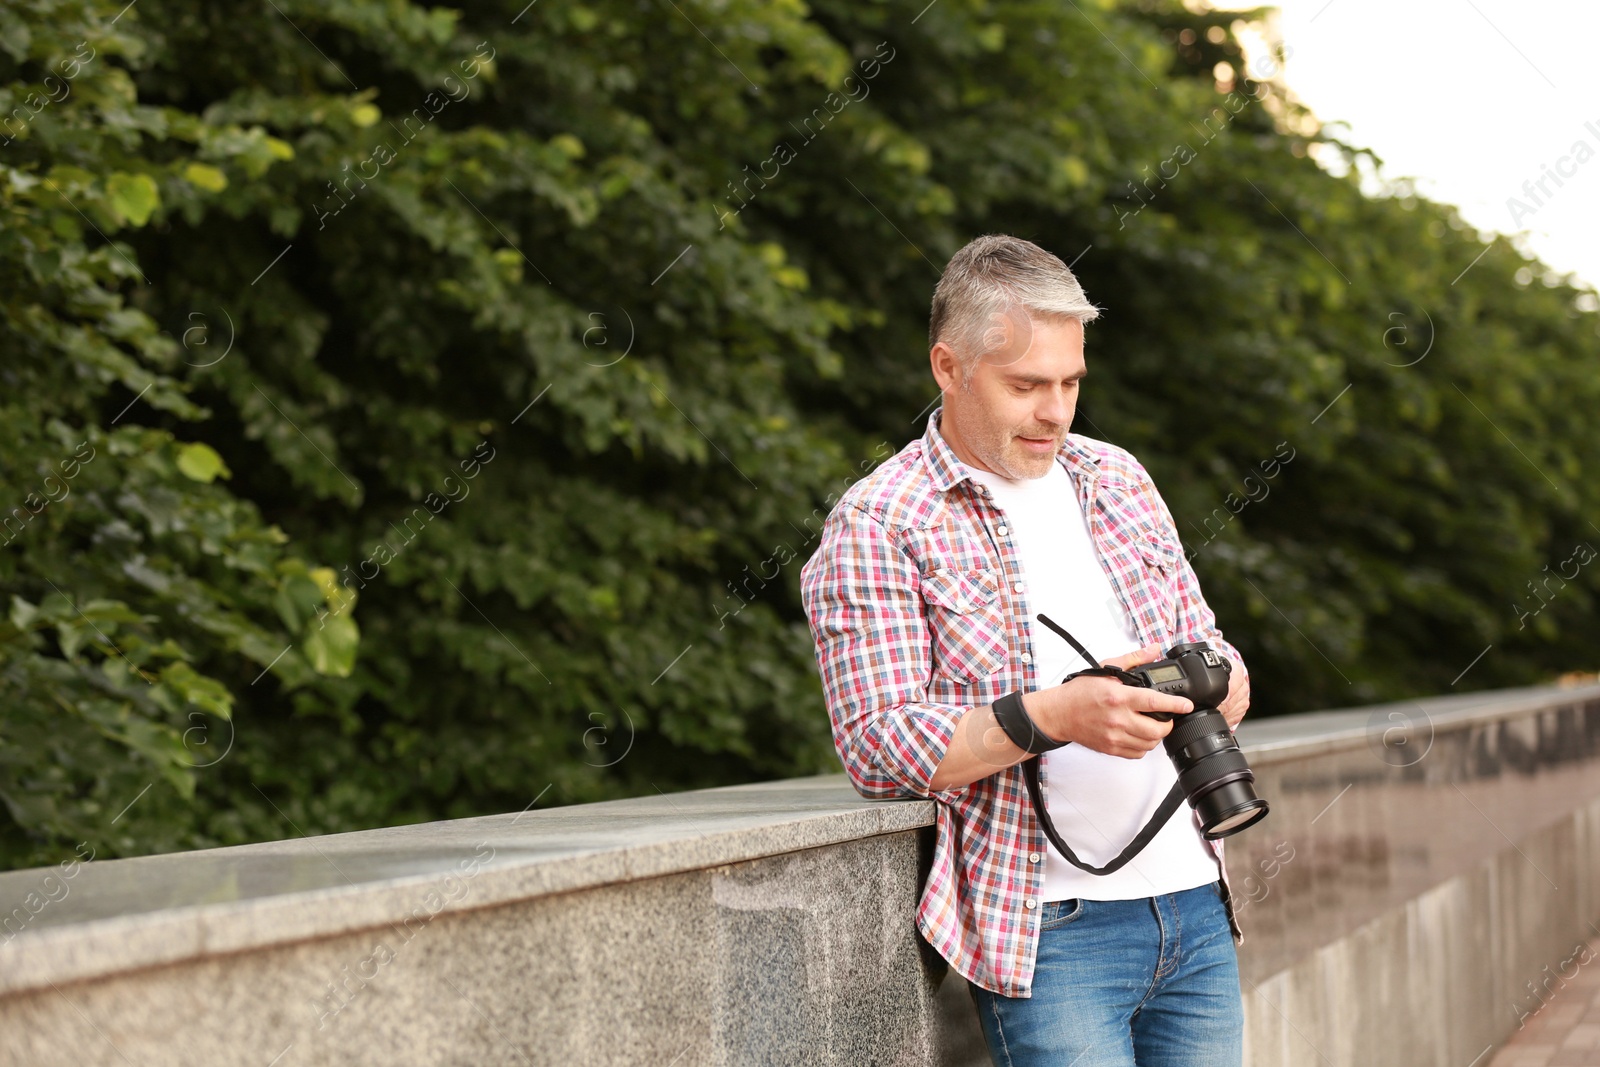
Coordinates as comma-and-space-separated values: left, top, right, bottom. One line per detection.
1036, 388, 1072, 426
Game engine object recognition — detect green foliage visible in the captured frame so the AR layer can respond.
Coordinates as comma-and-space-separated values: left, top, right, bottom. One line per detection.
2, 0, 1595, 870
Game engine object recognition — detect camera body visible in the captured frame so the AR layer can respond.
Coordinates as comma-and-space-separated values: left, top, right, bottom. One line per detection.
1127, 641, 1232, 719
1128, 640, 1268, 840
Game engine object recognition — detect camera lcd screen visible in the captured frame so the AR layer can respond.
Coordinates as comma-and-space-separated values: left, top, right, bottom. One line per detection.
1145, 665, 1183, 684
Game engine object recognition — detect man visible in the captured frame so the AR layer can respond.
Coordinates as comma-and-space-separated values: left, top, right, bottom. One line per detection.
799, 234, 1251, 1067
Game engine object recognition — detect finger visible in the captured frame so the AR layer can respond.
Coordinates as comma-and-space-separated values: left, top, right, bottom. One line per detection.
1128, 733, 1165, 755
1102, 643, 1164, 670
1108, 736, 1157, 758
1131, 691, 1194, 717
1122, 714, 1174, 743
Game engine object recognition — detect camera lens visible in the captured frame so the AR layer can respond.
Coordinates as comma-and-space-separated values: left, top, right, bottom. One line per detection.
1164, 708, 1270, 840
1200, 785, 1271, 837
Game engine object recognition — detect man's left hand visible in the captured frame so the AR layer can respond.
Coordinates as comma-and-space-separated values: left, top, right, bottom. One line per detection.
1218, 669, 1250, 729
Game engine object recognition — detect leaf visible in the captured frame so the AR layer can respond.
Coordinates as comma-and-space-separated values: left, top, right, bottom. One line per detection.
310, 567, 357, 616
550, 133, 586, 160
79, 600, 149, 626
426, 7, 459, 43
492, 247, 523, 284
159, 661, 234, 719
56, 620, 86, 660
303, 615, 359, 677
8, 596, 40, 631
273, 574, 324, 631
176, 442, 230, 482
182, 163, 228, 193
0, 17, 30, 63
106, 172, 160, 227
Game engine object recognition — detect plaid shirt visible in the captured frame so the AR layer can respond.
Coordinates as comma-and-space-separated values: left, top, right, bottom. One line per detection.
799, 408, 1246, 998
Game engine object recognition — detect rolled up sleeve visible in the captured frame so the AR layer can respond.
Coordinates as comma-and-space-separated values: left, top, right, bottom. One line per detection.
800, 502, 969, 801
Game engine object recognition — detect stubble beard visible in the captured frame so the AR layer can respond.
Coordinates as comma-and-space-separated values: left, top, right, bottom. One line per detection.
970, 416, 1064, 481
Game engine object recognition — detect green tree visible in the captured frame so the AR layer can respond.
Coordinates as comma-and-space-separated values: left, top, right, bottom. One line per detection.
1, 0, 1594, 870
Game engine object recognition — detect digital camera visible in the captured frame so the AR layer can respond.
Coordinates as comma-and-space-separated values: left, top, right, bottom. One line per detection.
1129, 642, 1269, 839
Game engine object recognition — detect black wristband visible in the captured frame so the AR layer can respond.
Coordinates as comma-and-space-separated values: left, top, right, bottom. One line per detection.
992, 691, 1066, 755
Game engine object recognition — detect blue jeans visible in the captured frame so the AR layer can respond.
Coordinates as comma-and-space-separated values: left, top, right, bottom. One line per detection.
968, 883, 1243, 1067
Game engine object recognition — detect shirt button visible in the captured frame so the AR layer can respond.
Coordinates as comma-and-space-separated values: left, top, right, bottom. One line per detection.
1020, 652, 1032, 664
1029, 853, 1042, 863
1012, 581, 1024, 593
1024, 898, 1037, 910
956, 601, 969, 612
997, 525, 1009, 536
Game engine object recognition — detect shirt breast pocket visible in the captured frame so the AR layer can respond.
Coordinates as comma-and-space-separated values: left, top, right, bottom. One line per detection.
921, 568, 1009, 683
1136, 533, 1183, 630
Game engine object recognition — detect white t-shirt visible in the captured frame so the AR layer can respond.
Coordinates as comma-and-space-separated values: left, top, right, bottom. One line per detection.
968, 461, 1219, 901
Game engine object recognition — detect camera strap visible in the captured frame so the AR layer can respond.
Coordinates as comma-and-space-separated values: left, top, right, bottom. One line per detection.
1022, 758, 1187, 876
1018, 630, 1188, 877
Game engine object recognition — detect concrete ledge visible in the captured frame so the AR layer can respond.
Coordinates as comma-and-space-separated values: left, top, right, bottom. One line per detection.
5, 682, 1600, 1066
1226, 682, 1600, 1066
937, 682, 1600, 1066
0, 775, 932, 998
1234, 681, 1600, 762
0, 830, 944, 1067
1242, 794, 1600, 1066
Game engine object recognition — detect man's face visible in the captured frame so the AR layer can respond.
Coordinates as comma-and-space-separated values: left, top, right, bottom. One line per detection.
931, 311, 1086, 480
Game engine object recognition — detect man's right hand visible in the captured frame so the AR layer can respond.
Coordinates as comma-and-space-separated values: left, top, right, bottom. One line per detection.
1021, 643, 1194, 759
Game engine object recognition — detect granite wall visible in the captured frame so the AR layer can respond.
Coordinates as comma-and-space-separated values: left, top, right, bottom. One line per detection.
0, 831, 943, 1067
3, 682, 1598, 1067
1230, 689, 1600, 1067
936, 685, 1600, 1067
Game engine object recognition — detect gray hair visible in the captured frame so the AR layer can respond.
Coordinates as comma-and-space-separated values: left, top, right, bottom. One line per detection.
929, 234, 1100, 381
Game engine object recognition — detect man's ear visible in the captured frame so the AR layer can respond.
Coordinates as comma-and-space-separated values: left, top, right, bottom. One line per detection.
930, 341, 963, 394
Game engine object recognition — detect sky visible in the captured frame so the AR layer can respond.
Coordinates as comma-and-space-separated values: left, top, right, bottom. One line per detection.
1213, 0, 1600, 291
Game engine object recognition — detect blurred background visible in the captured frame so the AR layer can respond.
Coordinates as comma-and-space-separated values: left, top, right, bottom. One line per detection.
1, 0, 1595, 872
